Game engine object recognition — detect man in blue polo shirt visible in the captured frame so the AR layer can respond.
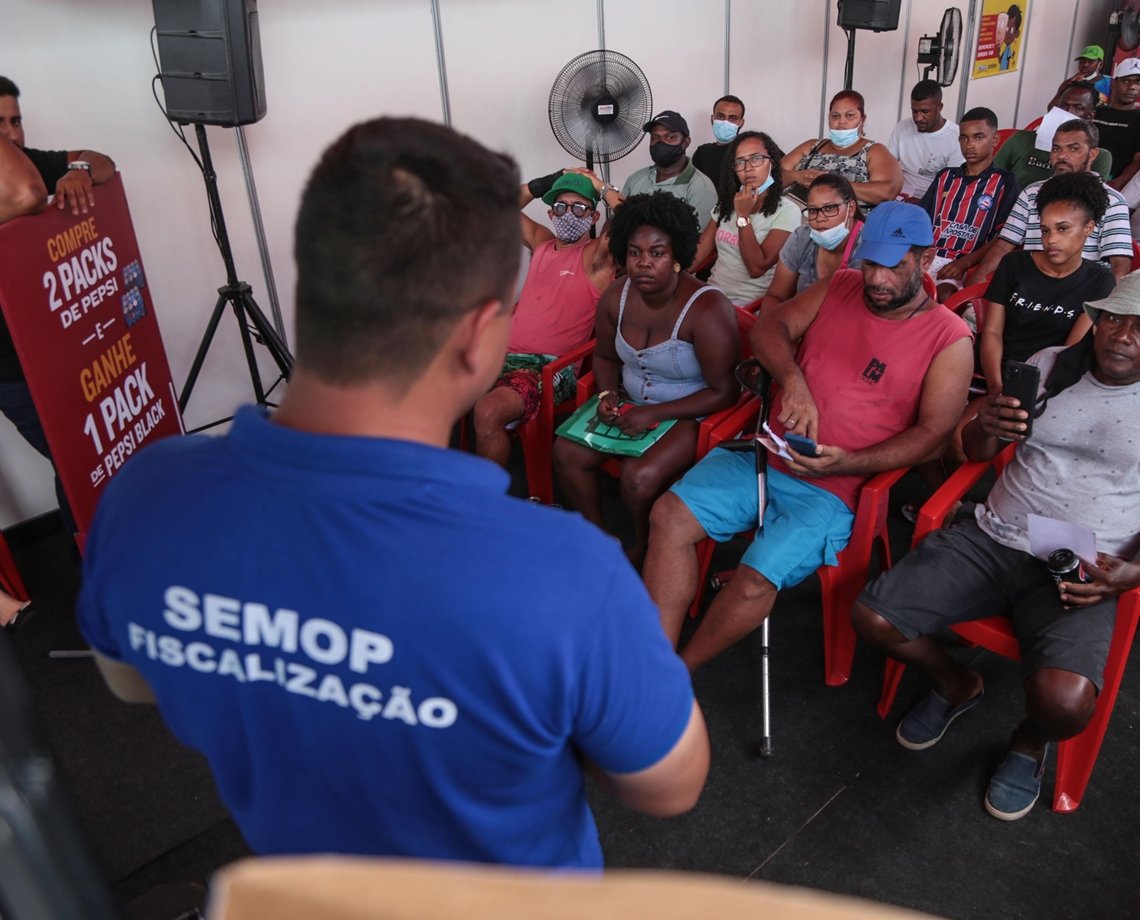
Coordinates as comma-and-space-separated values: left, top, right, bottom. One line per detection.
77, 118, 708, 868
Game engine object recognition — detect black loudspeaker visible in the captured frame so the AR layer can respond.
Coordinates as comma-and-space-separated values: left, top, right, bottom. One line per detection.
836, 0, 902, 32
152, 0, 267, 126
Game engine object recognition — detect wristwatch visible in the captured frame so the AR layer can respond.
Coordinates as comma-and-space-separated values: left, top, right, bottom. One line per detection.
600, 182, 617, 200
736, 216, 749, 228
68, 160, 93, 177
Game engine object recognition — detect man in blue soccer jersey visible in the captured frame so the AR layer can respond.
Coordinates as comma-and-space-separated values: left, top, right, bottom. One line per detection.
77, 118, 708, 868
919, 107, 1019, 302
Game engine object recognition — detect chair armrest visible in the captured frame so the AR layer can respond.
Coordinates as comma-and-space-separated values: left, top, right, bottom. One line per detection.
912, 441, 1016, 546
702, 396, 761, 453
575, 370, 596, 406
535, 339, 595, 436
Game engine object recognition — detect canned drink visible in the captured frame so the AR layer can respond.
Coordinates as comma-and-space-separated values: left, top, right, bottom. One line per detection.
1047, 548, 1091, 585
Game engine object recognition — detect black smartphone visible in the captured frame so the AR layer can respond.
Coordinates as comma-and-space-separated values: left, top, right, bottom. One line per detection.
1000, 359, 1040, 439
785, 433, 820, 456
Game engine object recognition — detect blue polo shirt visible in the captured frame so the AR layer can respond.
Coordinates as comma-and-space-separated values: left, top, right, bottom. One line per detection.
78, 406, 694, 868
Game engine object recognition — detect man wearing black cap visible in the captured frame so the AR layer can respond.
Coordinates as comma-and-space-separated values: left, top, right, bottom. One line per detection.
645, 202, 973, 670
473, 170, 614, 467
618, 111, 717, 229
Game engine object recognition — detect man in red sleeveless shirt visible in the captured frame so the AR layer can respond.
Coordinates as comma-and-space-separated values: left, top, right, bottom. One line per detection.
473, 172, 615, 467
645, 202, 974, 670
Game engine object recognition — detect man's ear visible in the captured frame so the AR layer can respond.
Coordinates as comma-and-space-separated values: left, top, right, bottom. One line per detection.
456, 298, 509, 374
682, 135, 692, 151
919, 246, 936, 274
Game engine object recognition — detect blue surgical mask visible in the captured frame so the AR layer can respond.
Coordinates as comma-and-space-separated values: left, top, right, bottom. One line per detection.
753, 174, 774, 195
829, 127, 860, 148
809, 221, 851, 251
712, 119, 739, 144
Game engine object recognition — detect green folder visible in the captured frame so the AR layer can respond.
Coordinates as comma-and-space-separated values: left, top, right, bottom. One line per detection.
555, 394, 677, 457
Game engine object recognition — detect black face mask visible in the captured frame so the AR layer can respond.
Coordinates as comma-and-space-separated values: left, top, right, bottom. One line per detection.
650, 141, 685, 168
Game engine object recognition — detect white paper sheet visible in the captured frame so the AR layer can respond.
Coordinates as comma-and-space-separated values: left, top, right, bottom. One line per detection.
1034, 106, 1075, 158
1027, 513, 1097, 563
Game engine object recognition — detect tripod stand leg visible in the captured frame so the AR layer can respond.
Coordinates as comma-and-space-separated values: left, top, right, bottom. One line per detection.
230, 290, 268, 405
179, 294, 231, 413
238, 289, 294, 378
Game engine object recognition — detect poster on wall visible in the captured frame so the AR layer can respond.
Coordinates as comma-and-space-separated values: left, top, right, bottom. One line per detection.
0, 174, 184, 545
972, 0, 1025, 78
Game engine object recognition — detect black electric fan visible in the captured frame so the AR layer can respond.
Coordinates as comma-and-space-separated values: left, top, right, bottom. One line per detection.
1110, 4, 1140, 51
917, 7, 964, 86
548, 50, 652, 173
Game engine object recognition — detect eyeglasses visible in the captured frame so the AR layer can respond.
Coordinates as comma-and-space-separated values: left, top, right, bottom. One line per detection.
551, 201, 594, 218
733, 153, 772, 170
802, 203, 845, 220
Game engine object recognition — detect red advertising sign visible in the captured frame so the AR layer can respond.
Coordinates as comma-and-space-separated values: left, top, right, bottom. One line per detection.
0, 174, 184, 544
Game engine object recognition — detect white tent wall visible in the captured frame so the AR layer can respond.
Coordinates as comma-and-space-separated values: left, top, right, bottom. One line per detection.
0, 0, 1115, 527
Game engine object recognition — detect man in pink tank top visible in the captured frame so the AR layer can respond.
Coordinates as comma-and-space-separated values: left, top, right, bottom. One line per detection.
473, 172, 615, 467
645, 202, 974, 673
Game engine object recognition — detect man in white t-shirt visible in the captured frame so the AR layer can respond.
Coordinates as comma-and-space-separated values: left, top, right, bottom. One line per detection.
887, 79, 964, 202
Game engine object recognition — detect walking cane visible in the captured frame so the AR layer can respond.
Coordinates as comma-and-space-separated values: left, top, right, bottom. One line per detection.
716, 358, 773, 757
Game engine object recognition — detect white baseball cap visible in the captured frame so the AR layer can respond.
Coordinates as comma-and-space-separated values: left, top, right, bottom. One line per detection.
1114, 57, 1140, 78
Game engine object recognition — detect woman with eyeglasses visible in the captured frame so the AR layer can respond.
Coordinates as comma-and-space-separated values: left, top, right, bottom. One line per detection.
554, 192, 739, 568
758, 174, 864, 312
782, 90, 902, 211
689, 131, 800, 307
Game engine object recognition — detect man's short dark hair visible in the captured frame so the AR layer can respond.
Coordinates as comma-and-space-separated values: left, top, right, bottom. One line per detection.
1062, 81, 1099, 112
0, 76, 19, 98
713, 94, 745, 116
911, 80, 942, 103
960, 107, 998, 130
1056, 117, 1099, 148
607, 192, 701, 270
1036, 171, 1108, 224
293, 117, 520, 386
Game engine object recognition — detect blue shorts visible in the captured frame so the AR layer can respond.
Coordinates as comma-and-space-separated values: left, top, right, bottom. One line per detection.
670, 451, 855, 590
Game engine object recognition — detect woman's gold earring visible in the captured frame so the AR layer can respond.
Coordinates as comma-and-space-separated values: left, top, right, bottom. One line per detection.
674, 261, 681, 273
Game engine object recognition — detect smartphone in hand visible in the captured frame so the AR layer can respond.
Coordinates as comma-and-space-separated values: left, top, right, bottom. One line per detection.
784, 433, 820, 456
1000, 359, 1040, 440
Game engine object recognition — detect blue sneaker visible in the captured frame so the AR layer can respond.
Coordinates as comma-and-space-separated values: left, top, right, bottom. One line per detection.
985, 747, 1048, 821
896, 687, 984, 751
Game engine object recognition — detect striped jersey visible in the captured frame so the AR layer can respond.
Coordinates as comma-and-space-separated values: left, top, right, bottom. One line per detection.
998, 175, 1133, 262
919, 165, 1019, 260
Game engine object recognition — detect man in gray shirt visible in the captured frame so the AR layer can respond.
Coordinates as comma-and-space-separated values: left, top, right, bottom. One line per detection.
853, 274, 1140, 822
619, 111, 717, 228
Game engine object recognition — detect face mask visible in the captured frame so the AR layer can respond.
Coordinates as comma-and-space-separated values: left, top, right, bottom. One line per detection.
809, 220, 850, 251
650, 141, 685, 168
712, 120, 739, 144
551, 211, 593, 243
752, 174, 775, 195
829, 127, 860, 148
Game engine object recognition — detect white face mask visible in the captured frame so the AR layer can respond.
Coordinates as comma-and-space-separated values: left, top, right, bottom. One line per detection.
809, 221, 851, 251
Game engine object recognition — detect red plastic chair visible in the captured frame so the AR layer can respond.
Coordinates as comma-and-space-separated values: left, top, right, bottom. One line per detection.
516, 339, 595, 504
1022, 116, 1043, 130
0, 533, 29, 602
943, 277, 991, 330
876, 444, 1140, 812
993, 128, 1017, 155
1131, 240, 1140, 272
688, 394, 907, 686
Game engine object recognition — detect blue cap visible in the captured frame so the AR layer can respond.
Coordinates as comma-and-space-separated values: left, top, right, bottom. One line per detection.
852, 201, 934, 268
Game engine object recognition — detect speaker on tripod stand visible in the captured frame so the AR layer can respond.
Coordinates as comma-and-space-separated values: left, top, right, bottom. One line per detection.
152, 0, 292, 426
